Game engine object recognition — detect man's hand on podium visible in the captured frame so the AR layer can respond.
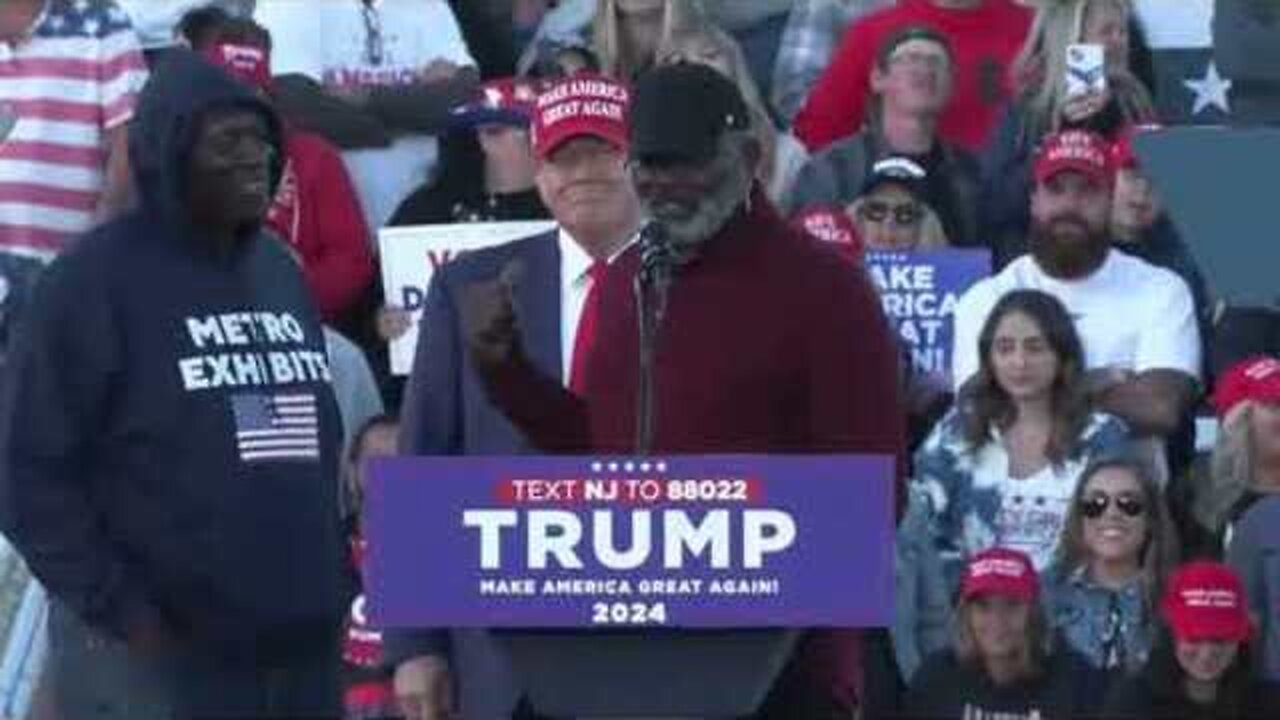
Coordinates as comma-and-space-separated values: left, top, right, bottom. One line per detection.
395, 654, 456, 720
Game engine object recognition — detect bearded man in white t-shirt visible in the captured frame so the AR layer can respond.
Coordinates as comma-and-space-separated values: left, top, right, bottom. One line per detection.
953, 129, 1200, 438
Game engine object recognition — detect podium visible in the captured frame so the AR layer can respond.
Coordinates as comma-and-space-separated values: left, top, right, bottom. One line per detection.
496, 629, 798, 718
367, 455, 895, 719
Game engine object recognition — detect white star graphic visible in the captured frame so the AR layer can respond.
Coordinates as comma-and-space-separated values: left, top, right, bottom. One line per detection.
1184, 61, 1232, 116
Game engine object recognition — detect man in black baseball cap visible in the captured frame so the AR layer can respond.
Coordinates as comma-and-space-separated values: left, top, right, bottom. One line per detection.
458, 61, 905, 719
627, 62, 759, 259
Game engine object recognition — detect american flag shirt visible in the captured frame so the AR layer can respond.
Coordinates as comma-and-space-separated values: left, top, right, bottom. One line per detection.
0, 0, 148, 261
231, 392, 321, 463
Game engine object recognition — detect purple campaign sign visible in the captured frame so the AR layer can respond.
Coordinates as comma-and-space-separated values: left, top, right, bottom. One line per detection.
365, 455, 894, 629
865, 249, 990, 380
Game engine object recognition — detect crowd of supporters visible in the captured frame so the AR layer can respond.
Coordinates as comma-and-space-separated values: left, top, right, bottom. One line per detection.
2, 1, 1280, 719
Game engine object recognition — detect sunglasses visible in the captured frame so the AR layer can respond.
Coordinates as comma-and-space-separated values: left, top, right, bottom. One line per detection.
1079, 494, 1146, 519
858, 201, 921, 226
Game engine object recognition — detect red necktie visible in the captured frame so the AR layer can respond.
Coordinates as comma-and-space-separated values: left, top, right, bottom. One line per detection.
569, 262, 607, 395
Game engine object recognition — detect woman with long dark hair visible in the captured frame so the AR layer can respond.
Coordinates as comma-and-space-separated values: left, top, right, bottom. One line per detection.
895, 289, 1129, 679
1104, 561, 1280, 719
1045, 454, 1179, 673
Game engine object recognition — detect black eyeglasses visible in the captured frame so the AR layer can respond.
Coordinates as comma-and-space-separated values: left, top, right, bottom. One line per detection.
1079, 494, 1146, 519
361, 0, 384, 66
858, 200, 921, 226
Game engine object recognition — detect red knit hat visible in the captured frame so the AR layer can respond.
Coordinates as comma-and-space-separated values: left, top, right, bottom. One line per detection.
1162, 562, 1253, 643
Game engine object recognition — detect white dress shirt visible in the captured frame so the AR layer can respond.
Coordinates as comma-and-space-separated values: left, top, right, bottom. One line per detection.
557, 228, 635, 385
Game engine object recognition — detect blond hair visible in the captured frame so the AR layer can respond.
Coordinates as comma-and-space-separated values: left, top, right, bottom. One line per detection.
844, 196, 950, 251
1012, 0, 1154, 141
593, 0, 705, 80
1198, 402, 1258, 532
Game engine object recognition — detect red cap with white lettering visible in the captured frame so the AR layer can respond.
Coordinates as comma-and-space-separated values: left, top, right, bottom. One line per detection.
531, 73, 630, 160
1033, 129, 1113, 186
960, 547, 1039, 603
203, 42, 271, 91
792, 205, 864, 259
1162, 561, 1252, 643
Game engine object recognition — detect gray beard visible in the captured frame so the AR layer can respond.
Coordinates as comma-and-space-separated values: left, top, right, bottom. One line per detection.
645, 148, 753, 262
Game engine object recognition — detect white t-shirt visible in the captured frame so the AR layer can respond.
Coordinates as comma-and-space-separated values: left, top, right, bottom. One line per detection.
254, 0, 476, 231
990, 461, 1076, 572
951, 251, 1202, 390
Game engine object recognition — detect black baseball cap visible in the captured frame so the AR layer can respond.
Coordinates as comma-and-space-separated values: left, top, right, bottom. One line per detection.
860, 157, 929, 199
628, 62, 752, 165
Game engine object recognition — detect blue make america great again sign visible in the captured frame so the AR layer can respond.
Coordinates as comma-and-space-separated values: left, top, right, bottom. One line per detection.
364, 455, 895, 629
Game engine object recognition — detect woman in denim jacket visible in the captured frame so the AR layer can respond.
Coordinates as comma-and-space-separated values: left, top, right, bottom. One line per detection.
1044, 454, 1179, 676
895, 290, 1130, 680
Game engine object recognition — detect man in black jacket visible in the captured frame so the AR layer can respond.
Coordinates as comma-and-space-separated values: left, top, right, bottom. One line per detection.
0, 51, 345, 719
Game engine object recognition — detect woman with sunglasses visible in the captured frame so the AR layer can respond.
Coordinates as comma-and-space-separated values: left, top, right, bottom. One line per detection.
845, 156, 949, 252
896, 289, 1130, 679
1103, 561, 1280, 719
1044, 454, 1179, 675
905, 547, 1105, 719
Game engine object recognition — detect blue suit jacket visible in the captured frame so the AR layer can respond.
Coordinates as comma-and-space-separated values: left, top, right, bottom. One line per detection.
386, 230, 562, 718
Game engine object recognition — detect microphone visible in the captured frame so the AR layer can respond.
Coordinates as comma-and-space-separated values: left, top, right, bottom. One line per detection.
634, 220, 673, 455
636, 220, 674, 326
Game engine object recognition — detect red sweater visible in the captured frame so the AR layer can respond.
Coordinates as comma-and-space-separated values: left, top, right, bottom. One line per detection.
488, 193, 904, 461
266, 130, 375, 323
793, 0, 1032, 153
485, 193, 906, 710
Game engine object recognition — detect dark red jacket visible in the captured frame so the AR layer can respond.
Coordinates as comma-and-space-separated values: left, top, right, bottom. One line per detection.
793, 0, 1032, 153
489, 193, 904, 460
266, 130, 375, 323
484, 192, 905, 712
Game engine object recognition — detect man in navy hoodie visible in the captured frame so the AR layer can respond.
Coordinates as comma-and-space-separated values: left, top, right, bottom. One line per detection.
0, 50, 346, 718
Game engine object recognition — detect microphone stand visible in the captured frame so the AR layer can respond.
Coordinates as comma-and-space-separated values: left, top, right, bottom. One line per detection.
634, 222, 672, 456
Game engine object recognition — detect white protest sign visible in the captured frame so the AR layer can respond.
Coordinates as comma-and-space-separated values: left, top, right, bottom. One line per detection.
379, 221, 556, 375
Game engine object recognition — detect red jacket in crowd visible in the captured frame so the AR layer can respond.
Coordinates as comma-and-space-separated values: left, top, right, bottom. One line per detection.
793, 0, 1033, 153
266, 130, 375, 323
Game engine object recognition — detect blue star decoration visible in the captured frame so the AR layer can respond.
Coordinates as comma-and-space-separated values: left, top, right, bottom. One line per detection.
1184, 61, 1233, 116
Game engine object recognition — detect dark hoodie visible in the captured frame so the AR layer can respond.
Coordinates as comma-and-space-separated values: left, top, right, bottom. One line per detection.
0, 51, 345, 663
